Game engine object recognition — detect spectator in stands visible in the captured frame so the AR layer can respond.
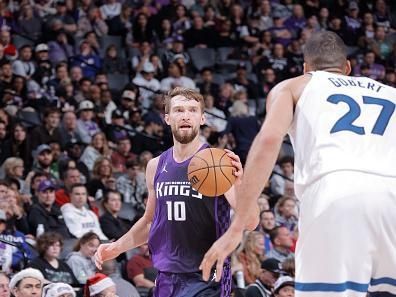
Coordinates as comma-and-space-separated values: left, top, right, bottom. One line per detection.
48, 31, 74, 65
30, 108, 62, 150
132, 13, 154, 44
85, 273, 117, 297
41, 283, 76, 297
259, 210, 275, 253
17, 4, 43, 42
369, 25, 392, 61
183, 15, 215, 48
273, 276, 294, 297
107, 3, 133, 37
173, 4, 191, 36
245, 258, 281, 297
116, 159, 147, 215
203, 94, 227, 133
162, 36, 190, 68
0, 30, 17, 60
225, 101, 260, 164
110, 137, 136, 174
103, 45, 128, 75
126, 244, 156, 291
2, 157, 29, 195
197, 67, 219, 97
100, 260, 140, 297
71, 41, 101, 79
12, 45, 36, 80
59, 111, 81, 149
86, 157, 116, 200
100, 0, 121, 21
64, 140, 90, 181
77, 6, 108, 38
0, 120, 7, 141
29, 232, 78, 285
0, 61, 14, 93
0, 208, 33, 270
132, 62, 160, 109
0, 210, 13, 272
160, 62, 195, 91
9, 268, 44, 297
26, 144, 58, 182
61, 183, 107, 239
66, 231, 100, 284
268, 12, 293, 46
284, 4, 306, 37
99, 190, 131, 241
228, 62, 259, 100
28, 179, 70, 238
267, 226, 294, 262
76, 101, 101, 145
281, 257, 295, 278
343, 1, 362, 46
354, 50, 386, 80
275, 197, 298, 231
271, 156, 294, 197
80, 132, 111, 172
0, 272, 10, 297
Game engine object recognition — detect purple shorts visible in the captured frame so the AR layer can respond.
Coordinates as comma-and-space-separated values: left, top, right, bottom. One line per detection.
153, 271, 223, 297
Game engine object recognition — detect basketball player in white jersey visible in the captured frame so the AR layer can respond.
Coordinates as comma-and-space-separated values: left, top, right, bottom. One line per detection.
200, 31, 396, 296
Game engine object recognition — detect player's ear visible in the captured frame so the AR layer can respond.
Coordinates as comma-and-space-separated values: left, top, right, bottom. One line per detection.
164, 114, 170, 125
345, 60, 352, 75
200, 112, 206, 125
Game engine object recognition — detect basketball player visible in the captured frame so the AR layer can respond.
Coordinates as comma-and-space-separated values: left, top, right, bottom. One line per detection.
201, 31, 396, 297
95, 87, 243, 296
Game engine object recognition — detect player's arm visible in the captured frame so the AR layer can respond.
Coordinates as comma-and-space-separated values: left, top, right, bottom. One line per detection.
200, 78, 296, 281
94, 157, 159, 269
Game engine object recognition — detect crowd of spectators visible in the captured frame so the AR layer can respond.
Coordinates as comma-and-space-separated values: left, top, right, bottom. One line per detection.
0, 0, 395, 296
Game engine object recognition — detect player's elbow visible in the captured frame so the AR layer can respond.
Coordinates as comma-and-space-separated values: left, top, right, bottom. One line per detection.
258, 132, 284, 149
245, 204, 260, 231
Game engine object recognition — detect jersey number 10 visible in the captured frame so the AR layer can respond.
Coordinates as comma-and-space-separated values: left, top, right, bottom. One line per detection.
166, 201, 186, 221
327, 94, 395, 135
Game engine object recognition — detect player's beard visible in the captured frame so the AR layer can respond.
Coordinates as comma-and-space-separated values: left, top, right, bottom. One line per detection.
172, 125, 199, 144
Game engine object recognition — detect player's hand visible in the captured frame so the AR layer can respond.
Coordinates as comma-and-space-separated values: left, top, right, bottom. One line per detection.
94, 243, 120, 270
199, 225, 244, 282
224, 149, 243, 185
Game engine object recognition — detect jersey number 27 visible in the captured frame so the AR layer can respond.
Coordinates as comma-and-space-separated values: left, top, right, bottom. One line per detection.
327, 94, 395, 135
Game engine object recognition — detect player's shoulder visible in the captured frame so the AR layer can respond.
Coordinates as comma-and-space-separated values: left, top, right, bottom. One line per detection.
269, 74, 312, 104
146, 156, 161, 174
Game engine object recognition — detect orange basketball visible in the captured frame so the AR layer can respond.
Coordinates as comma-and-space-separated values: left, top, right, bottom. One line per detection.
188, 148, 236, 197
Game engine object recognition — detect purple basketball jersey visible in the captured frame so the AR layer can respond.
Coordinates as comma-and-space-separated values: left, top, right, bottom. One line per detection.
148, 145, 231, 294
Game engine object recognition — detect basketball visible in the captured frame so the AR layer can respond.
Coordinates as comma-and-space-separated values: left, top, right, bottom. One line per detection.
188, 148, 236, 197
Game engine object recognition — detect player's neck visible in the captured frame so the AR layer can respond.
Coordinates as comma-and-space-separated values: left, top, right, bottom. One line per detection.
173, 137, 203, 163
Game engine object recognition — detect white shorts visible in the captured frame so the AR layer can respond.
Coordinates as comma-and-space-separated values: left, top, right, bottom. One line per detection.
295, 171, 396, 297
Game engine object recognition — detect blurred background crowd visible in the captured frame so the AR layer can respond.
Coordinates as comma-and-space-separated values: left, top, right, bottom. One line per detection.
0, 0, 395, 296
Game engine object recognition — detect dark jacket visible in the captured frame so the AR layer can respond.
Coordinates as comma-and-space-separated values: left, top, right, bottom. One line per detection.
28, 203, 71, 238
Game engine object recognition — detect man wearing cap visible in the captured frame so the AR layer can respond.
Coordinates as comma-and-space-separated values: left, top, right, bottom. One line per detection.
9, 268, 44, 297
42, 283, 75, 297
46, 0, 77, 34
132, 62, 160, 109
76, 100, 101, 144
245, 258, 282, 297
28, 180, 70, 238
26, 144, 58, 182
120, 90, 138, 119
162, 35, 190, 68
0, 211, 13, 273
273, 276, 294, 297
30, 107, 62, 150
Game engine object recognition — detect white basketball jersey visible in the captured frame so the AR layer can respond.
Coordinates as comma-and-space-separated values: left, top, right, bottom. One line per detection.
289, 71, 396, 197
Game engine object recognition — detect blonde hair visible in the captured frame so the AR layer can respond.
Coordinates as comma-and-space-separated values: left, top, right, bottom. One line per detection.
236, 231, 265, 280
3, 157, 23, 177
164, 87, 204, 114
230, 100, 249, 117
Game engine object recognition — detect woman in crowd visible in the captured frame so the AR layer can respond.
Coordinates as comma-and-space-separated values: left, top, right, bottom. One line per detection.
274, 196, 298, 232
80, 132, 112, 172
86, 157, 116, 200
66, 232, 100, 285
99, 190, 131, 241
235, 230, 266, 285
29, 232, 78, 285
